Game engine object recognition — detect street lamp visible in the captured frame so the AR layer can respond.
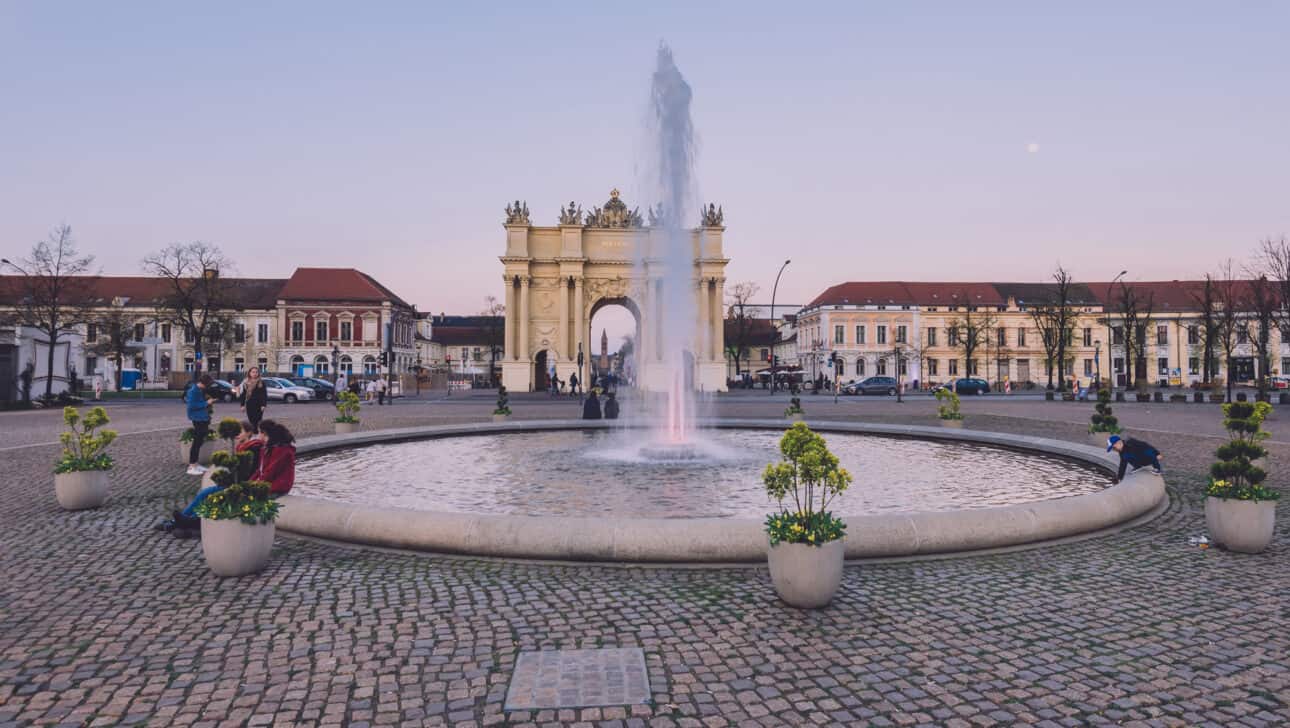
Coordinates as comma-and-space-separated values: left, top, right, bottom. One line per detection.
1105, 270, 1127, 391
331, 345, 340, 385
769, 259, 791, 394
1094, 339, 1102, 390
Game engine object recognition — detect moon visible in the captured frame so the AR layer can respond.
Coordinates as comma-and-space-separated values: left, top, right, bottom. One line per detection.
1026, 142, 1040, 153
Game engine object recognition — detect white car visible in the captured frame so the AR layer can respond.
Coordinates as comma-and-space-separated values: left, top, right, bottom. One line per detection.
263, 377, 315, 403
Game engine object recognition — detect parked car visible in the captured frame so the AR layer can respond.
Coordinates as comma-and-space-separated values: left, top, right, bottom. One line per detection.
934, 377, 991, 395
263, 377, 315, 403
209, 379, 237, 402
288, 376, 335, 401
843, 376, 900, 396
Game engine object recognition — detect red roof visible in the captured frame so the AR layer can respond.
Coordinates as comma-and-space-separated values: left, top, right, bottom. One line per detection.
278, 268, 411, 307
0, 275, 285, 309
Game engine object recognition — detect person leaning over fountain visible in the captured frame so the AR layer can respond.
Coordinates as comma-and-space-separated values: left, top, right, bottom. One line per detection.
582, 389, 602, 419
1106, 435, 1163, 484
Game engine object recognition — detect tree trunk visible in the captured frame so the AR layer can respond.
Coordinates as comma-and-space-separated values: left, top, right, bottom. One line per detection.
43, 328, 57, 399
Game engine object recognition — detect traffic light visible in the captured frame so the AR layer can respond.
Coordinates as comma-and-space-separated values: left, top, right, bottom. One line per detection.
378, 351, 388, 367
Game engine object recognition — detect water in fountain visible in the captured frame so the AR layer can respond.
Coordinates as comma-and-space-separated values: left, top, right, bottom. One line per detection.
638, 43, 700, 459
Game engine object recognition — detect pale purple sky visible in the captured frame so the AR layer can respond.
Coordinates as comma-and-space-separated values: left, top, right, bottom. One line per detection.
2, 2, 1287, 344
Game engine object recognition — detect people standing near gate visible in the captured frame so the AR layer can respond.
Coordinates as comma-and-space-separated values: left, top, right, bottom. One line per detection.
238, 366, 268, 433
569, 372, 580, 397
184, 375, 215, 476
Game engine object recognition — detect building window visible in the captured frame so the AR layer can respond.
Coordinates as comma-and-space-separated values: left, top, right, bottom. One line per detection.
928, 359, 939, 376
234, 357, 245, 373
997, 328, 1006, 346
257, 356, 268, 372
363, 355, 377, 375
1113, 357, 1124, 373
133, 323, 146, 341
1188, 325, 1200, 345
856, 359, 865, 376
877, 358, 887, 375
926, 327, 937, 347
234, 323, 245, 343
207, 356, 219, 373
183, 326, 195, 344
161, 324, 172, 343
1112, 326, 1123, 346
461, 347, 469, 362
834, 325, 844, 344
184, 355, 195, 372
86, 324, 97, 343
896, 325, 907, 344
473, 347, 482, 361
1158, 357, 1169, 375
289, 355, 304, 374
85, 355, 98, 374
998, 359, 1011, 379
948, 328, 959, 346
340, 355, 353, 374
1156, 325, 1168, 346
315, 321, 328, 342
314, 355, 330, 375
1237, 328, 1249, 345
948, 359, 959, 376
877, 326, 887, 345
291, 321, 304, 342
855, 325, 865, 345
257, 323, 269, 344
968, 360, 979, 376
898, 357, 907, 376
1189, 357, 1200, 375
1083, 328, 1092, 347
1282, 357, 1290, 376
1083, 359, 1094, 376
1017, 328, 1027, 347
340, 321, 353, 341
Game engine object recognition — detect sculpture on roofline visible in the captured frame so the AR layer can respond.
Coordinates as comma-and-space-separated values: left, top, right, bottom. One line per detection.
584, 188, 643, 228
504, 200, 531, 225
700, 202, 724, 227
558, 201, 583, 225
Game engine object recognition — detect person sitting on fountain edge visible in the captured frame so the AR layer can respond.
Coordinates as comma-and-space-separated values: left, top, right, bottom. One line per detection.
603, 391, 619, 420
1107, 435, 1163, 484
582, 388, 602, 420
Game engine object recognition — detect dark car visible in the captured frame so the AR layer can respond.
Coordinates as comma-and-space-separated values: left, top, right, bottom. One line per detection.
208, 379, 237, 402
844, 376, 900, 396
935, 377, 991, 395
288, 377, 335, 401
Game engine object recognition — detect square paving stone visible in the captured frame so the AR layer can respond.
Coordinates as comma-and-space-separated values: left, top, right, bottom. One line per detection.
504, 648, 650, 711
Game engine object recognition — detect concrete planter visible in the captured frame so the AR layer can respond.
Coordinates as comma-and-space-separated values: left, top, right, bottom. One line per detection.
1205, 497, 1277, 554
1169, 394, 1187, 403
492, 414, 511, 423
767, 539, 845, 608
1194, 392, 1205, 403
938, 418, 964, 429
334, 421, 359, 435
1135, 394, 1151, 403
201, 518, 275, 576
785, 412, 804, 422
1115, 392, 1126, 402
54, 470, 110, 510
179, 440, 216, 465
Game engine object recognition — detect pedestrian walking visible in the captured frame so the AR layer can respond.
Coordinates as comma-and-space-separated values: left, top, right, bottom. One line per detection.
184, 375, 215, 476
1106, 435, 1164, 484
569, 372, 580, 397
377, 377, 388, 405
366, 379, 377, 402
336, 372, 348, 394
238, 366, 268, 432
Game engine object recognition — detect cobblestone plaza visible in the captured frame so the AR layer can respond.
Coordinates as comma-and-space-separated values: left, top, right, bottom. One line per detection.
1, 394, 1286, 727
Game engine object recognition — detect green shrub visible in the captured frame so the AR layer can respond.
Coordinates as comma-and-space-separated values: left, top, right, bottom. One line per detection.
216, 418, 242, 452
935, 388, 963, 420
334, 390, 361, 424
1088, 388, 1121, 434
494, 385, 511, 416
763, 423, 851, 547
179, 427, 213, 444
1206, 401, 1279, 502
784, 397, 804, 417
54, 406, 117, 474
193, 450, 281, 524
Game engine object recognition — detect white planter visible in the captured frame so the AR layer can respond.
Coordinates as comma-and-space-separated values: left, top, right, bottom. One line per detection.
767, 539, 845, 608
179, 440, 217, 465
1205, 497, 1277, 554
201, 518, 276, 576
492, 414, 511, 423
54, 470, 110, 510
334, 422, 359, 435
939, 418, 964, 429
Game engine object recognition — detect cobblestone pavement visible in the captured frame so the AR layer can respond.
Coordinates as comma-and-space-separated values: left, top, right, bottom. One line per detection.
1, 395, 1287, 727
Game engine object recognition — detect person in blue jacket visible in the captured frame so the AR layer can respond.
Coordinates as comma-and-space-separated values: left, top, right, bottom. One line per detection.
185, 375, 215, 475
1107, 434, 1163, 484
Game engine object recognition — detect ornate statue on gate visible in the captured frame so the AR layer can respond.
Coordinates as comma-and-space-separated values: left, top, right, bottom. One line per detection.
558, 201, 583, 226
585, 188, 643, 228
504, 200, 531, 225
700, 202, 724, 227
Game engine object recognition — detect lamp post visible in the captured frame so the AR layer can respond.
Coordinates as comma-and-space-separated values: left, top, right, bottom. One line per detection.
1094, 339, 1102, 390
331, 345, 340, 385
1105, 270, 1127, 392
769, 259, 791, 394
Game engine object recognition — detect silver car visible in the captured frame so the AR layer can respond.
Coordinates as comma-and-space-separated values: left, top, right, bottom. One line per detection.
263, 377, 315, 403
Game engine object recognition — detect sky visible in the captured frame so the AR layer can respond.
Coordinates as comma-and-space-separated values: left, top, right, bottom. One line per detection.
2, 2, 1288, 345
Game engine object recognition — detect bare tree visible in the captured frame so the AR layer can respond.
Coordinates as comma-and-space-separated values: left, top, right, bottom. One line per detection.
723, 281, 763, 378
1244, 273, 1277, 399
142, 242, 237, 379
479, 296, 506, 386
1, 225, 98, 399
1188, 276, 1221, 384
1209, 261, 1243, 403
945, 297, 996, 380
1112, 280, 1155, 392
85, 304, 145, 391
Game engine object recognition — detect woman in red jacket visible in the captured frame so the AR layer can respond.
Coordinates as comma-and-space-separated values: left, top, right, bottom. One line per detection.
254, 420, 297, 496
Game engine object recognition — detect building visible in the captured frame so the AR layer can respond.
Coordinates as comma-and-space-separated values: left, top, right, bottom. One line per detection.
0, 267, 417, 399
421, 314, 504, 386
795, 280, 1277, 389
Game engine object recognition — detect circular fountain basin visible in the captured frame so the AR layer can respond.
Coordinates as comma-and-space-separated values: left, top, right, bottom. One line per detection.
276, 419, 1166, 563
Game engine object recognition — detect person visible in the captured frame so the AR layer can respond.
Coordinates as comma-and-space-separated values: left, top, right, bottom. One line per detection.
254, 419, 297, 496
365, 379, 377, 402
603, 391, 619, 420
569, 372, 579, 397
184, 375, 215, 475
160, 421, 264, 537
93, 375, 103, 401
377, 377, 388, 405
1107, 435, 1163, 484
582, 388, 602, 419
336, 372, 348, 394
238, 366, 268, 432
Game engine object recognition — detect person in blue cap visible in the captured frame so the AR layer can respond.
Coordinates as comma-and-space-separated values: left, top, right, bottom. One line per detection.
1107, 434, 1163, 484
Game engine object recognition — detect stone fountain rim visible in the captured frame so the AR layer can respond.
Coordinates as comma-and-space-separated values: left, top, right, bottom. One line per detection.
277, 418, 1166, 563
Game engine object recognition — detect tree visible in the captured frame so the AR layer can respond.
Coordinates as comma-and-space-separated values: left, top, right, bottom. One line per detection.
1025, 266, 1079, 391
1, 225, 98, 399
723, 281, 762, 378
86, 303, 144, 391
1112, 280, 1155, 391
479, 296, 506, 386
1244, 273, 1276, 399
1209, 262, 1242, 403
945, 297, 996, 379
1188, 276, 1221, 384
142, 242, 238, 379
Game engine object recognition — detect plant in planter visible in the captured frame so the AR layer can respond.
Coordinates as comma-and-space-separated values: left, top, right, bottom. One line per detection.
53, 406, 117, 510
194, 450, 281, 576
935, 388, 964, 428
178, 426, 217, 464
493, 385, 512, 422
1205, 401, 1280, 553
334, 390, 361, 434
784, 396, 804, 421
199, 418, 246, 486
1087, 388, 1120, 446
763, 423, 852, 608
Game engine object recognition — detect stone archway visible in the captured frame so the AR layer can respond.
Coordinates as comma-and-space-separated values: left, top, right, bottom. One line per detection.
499, 189, 729, 393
